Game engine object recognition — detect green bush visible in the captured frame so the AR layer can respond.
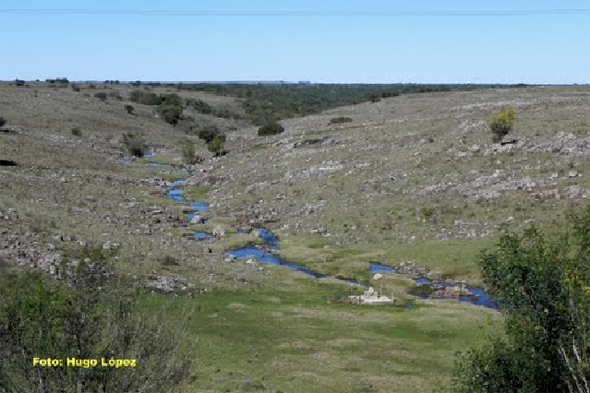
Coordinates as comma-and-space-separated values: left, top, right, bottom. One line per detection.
329, 117, 353, 124
197, 124, 222, 143
257, 122, 285, 136
489, 108, 517, 143
157, 104, 183, 125
207, 135, 226, 154
453, 205, 590, 393
121, 132, 147, 157
0, 246, 193, 393
124, 104, 135, 114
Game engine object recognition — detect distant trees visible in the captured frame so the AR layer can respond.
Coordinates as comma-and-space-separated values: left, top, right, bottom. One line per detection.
489, 108, 517, 143
453, 205, 590, 393
128, 91, 184, 125
258, 122, 284, 136
14, 79, 25, 87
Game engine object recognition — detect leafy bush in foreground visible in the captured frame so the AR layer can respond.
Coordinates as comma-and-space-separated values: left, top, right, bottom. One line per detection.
257, 122, 284, 136
453, 205, 590, 393
0, 246, 193, 393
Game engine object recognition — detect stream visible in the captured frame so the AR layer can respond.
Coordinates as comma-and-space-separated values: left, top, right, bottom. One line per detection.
160, 175, 496, 308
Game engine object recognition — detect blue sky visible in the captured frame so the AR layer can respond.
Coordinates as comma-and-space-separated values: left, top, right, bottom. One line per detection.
1, 0, 589, 83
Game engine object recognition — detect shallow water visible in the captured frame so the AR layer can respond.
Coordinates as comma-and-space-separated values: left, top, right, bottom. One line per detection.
162, 177, 496, 308
190, 202, 209, 211
413, 277, 496, 308
165, 188, 185, 202
368, 264, 396, 273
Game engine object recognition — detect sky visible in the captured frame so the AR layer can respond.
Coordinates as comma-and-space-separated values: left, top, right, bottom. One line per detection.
0, 0, 589, 84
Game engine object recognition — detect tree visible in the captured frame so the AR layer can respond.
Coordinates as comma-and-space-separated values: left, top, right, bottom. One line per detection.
489, 108, 517, 143
257, 122, 284, 136
0, 246, 193, 393
124, 104, 135, 115
453, 205, 590, 393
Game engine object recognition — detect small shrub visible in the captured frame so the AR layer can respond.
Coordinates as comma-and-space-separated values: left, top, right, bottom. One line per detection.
160, 93, 183, 107
330, 117, 353, 124
71, 127, 82, 137
88, 83, 96, 89
186, 98, 213, 115
197, 124, 221, 143
141, 93, 163, 106
94, 92, 108, 102
161, 255, 179, 266
157, 104, 183, 125
257, 122, 284, 136
70, 84, 80, 92
124, 104, 135, 114
15, 79, 25, 87
207, 135, 226, 154
182, 141, 196, 164
0, 117, 6, 128
489, 108, 517, 143
420, 207, 434, 220
121, 132, 147, 157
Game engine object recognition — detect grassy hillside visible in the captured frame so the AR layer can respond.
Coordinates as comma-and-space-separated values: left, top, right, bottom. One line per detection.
1, 82, 588, 392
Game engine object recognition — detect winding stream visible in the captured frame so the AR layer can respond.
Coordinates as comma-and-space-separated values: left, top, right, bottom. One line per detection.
160, 176, 496, 308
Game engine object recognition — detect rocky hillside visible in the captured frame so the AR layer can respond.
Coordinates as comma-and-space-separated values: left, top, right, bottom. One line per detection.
1, 83, 589, 287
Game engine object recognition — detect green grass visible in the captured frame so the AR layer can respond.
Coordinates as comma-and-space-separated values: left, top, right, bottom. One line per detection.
141, 281, 500, 393
184, 185, 211, 200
